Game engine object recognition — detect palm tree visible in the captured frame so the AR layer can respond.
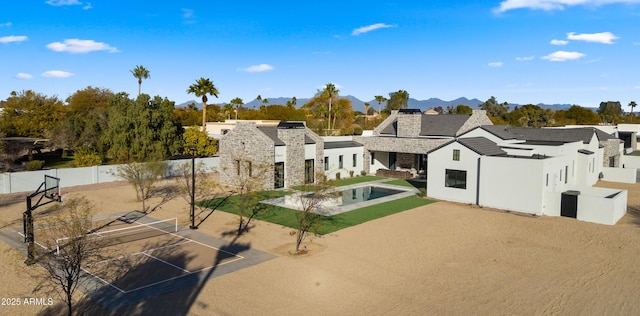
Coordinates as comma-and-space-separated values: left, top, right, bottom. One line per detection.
130, 65, 150, 96
630, 101, 637, 116
187, 77, 219, 131
261, 98, 269, 117
256, 95, 262, 109
323, 83, 339, 130
374, 95, 387, 115
230, 97, 243, 120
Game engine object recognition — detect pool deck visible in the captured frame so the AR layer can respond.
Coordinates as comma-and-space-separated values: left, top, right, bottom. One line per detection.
261, 181, 420, 216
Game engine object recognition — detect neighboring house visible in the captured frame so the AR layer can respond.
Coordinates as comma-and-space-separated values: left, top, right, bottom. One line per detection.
354, 109, 493, 178
427, 126, 629, 225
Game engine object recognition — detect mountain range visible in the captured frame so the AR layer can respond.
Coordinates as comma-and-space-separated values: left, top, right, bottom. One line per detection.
177, 96, 576, 113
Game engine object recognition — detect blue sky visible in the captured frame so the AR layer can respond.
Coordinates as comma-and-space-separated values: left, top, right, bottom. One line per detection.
1, 0, 639, 110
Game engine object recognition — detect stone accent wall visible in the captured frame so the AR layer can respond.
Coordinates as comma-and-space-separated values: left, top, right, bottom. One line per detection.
456, 110, 493, 135
304, 128, 325, 182
277, 127, 305, 187
397, 112, 422, 137
219, 121, 275, 190
363, 149, 371, 174
601, 139, 622, 167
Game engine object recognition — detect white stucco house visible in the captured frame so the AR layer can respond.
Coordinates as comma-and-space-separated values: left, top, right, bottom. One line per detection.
427, 125, 629, 225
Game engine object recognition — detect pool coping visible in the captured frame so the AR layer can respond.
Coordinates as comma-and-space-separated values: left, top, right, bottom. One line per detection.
261, 181, 420, 216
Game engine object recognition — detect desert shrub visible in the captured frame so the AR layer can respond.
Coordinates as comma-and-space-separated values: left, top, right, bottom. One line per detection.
349, 170, 354, 177
73, 146, 102, 167
335, 172, 341, 180
26, 160, 45, 171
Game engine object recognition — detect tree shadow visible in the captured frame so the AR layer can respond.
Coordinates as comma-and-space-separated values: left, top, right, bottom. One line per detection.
37, 228, 251, 315
626, 204, 640, 227
146, 184, 180, 214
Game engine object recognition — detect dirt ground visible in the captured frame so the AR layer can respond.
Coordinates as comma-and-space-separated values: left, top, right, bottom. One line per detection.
1, 178, 639, 315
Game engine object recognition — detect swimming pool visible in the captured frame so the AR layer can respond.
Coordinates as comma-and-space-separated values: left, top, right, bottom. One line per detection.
339, 186, 405, 206
263, 183, 418, 216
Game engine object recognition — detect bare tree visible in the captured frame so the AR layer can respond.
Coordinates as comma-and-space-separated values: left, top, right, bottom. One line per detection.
221, 156, 274, 235
114, 160, 168, 213
292, 174, 337, 254
33, 198, 124, 316
174, 159, 219, 226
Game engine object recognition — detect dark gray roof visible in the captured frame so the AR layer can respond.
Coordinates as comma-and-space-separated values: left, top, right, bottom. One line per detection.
257, 126, 315, 145
578, 149, 594, 155
474, 125, 605, 144
457, 137, 507, 156
380, 120, 397, 135
420, 114, 471, 137
324, 141, 363, 149
257, 126, 285, 145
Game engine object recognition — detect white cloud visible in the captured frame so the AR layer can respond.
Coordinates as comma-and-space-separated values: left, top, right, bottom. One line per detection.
567, 32, 619, 44
46, 39, 118, 53
488, 62, 504, 67
634, 42, 640, 46
83, 2, 92, 10
515, 56, 535, 61
551, 39, 568, 45
240, 64, 274, 73
0, 22, 12, 27
42, 70, 74, 78
182, 8, 194, 19
351, 23, 396, 36
46, 0, 82, 6
541, 50, 586, 61
16, 73, 33, 79
0, 35, 27, 43
493, 0, 640, 13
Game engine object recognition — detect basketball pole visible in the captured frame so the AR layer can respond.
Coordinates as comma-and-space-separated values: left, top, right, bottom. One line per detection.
23, 176, 61, 266
189, 148, 197, 229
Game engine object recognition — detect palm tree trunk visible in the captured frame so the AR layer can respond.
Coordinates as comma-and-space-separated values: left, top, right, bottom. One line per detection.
202, 102, 207, 132
328, 98, 332, 131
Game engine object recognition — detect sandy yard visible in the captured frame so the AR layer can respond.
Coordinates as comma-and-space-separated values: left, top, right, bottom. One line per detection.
0, 178, 639, 315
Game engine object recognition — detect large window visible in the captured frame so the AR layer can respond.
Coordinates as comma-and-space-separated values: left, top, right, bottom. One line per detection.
339, 155, 343, 169
453, 149, 460, 161
371, 152, 375, 165
305, 159, 314, 184
274, 162, 284, 189
445, 169, 467, 189
353, 153, 357, 167
324, 157, 329, 171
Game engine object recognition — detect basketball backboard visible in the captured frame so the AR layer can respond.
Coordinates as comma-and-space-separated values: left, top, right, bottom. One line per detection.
44, 175, 61, 201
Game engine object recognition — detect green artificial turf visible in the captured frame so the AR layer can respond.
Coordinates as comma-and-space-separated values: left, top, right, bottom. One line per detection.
200, 191, 435, 235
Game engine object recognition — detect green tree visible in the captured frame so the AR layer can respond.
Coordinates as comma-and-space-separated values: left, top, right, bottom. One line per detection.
453, 104, 473, 114
629, 101, 637, 116
230, 97, 243, 120
323, 83, 339, 130
53, 86, 113, 156
564, 105, 601, 125
479, 96, 509, 120
103, 93, 182, 162
597, 101, 623, 124
506, 104, 554, 127
130, 65, 150, 96
374, 95, 387, 114
182, 126, 218, 156
187, 78, 219, 131
0, 90, 64, 138
386, 90, 409, 111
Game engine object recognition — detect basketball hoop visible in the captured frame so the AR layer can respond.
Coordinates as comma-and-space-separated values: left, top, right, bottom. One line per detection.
23, 175, 62, 265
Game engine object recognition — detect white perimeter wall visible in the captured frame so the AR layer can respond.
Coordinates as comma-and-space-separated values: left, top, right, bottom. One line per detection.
621, 155, 640, 169
0, 157, 219, 194
600, 167, 637, 183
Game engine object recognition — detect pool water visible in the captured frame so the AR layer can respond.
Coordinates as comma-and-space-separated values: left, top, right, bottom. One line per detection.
340, 186, 405, 206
